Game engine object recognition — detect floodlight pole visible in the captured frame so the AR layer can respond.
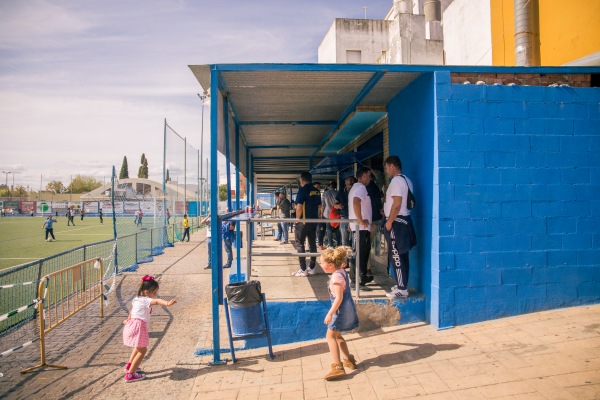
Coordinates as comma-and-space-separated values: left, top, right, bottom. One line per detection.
198, 92, 208, 215
2, 171, 11, 198
184, 137, 187, 210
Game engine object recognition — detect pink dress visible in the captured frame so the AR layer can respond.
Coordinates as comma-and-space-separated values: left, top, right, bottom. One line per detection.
123, 296, 152, 348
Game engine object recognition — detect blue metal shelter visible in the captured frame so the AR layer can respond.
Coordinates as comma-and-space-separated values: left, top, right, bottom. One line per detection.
190, 63, 600, 364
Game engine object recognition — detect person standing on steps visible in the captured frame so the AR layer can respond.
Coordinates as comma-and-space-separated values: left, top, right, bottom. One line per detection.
348, 167, 374, 288
382, 156, 417, 299
278, 192, 291, 245
292, 172, 321, 277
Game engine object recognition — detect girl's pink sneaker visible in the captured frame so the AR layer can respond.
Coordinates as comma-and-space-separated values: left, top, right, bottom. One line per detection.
124, 372, 146, 383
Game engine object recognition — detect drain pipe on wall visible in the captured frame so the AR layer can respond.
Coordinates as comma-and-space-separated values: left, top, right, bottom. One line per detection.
514, 0, 541, 66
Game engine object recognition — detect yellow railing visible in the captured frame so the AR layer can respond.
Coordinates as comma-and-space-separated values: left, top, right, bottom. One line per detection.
21, 258, 104, 374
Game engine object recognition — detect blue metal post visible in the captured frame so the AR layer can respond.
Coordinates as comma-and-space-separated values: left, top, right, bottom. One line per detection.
235, 124, 242, 275
222, 96, 231, 213
209, 67, 223, 364
111, 166, 119, 273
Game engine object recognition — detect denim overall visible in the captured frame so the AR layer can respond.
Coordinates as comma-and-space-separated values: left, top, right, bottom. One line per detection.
327, 270, 359, 331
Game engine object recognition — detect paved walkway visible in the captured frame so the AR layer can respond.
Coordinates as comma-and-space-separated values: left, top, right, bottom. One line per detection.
1, 229, 599, 400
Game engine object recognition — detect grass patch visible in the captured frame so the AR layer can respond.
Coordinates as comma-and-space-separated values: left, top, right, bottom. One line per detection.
0, 215, 168, 271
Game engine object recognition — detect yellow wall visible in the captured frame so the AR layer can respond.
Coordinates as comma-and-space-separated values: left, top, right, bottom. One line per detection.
491, 0, 600, 66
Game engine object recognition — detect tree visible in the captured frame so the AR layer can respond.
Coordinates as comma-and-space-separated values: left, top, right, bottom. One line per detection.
165, 169, 170, 183
218, 184, 228, 201
67, 175, 103, 194
15, 186, 27, 198
46, 181, 65, 193
138, 153, 149, 179
142, 159, 148, 178
119, 156, 129, 179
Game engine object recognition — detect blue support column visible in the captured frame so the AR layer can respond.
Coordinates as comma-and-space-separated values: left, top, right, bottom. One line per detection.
224, 97, 232, 213
209, 67, 224, 364
235, 124, 242, 279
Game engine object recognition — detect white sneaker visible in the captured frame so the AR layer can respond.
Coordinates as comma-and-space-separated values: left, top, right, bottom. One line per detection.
291, 269, 308, 277
306, 268, 316, 276
386, 287, 409, 299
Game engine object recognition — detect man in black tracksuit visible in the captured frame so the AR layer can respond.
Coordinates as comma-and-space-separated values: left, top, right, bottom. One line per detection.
292, 172, 322, 277
383, 156, 417, 299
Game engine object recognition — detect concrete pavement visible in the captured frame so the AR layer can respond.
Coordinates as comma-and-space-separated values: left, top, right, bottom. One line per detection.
0, 228, 599, 399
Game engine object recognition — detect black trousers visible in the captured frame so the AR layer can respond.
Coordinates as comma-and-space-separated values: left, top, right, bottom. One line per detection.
317, 223, 326, 246
383, 217, 416, 290
349, 230, 371, 284
294, 222, 317, 271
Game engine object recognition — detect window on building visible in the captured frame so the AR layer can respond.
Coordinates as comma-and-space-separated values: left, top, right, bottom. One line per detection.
346, 50, 362, 64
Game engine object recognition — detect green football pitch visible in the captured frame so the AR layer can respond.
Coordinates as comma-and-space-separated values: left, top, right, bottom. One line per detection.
0, 215, 163, 271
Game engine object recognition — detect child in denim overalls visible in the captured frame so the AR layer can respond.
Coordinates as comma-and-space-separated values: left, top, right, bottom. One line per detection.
321, 246, 359, 380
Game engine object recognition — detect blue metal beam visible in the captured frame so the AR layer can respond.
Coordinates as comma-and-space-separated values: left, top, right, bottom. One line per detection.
310, 71, 385, 161
247, 145, 317, 149
210, 62, 600, 74
239, 120, 337, 126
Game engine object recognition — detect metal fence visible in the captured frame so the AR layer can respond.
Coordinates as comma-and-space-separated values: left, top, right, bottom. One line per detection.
0, 216, 201, 336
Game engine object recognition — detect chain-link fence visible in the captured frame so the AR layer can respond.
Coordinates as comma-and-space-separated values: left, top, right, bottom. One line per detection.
0, 218, 201, 337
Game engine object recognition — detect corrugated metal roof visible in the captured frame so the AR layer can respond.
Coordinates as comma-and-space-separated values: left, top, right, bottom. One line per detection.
189, 64, 422, 193
189, 63, 600, 193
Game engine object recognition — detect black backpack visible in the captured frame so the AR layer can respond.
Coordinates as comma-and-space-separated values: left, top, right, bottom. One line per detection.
400, 175, 416, 210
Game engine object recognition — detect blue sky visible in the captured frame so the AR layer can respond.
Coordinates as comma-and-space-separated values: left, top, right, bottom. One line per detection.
0, 0, 392, 190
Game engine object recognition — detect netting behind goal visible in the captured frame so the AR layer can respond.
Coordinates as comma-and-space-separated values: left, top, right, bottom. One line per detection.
164, 120, 201, 221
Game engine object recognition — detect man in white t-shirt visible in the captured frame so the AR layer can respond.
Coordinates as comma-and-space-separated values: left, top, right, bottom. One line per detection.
348, 167, 374, 287
383, 156, 417, 299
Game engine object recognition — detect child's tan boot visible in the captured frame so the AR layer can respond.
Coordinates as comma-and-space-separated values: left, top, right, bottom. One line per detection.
343, 355, 357, 370
324, 362, 346, 381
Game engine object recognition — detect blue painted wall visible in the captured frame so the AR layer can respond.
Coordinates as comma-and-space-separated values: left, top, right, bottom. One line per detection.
435, 72, 600, 328
387, 73, 436, 324
239, 298, 426, 349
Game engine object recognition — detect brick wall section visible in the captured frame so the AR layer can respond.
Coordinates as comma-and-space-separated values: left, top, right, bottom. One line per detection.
450, 72, 592, 87
436, 76, 600, 327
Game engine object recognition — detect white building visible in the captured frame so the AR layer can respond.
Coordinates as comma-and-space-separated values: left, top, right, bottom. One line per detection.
442, 0, 492, 65
318, 0, 453, 65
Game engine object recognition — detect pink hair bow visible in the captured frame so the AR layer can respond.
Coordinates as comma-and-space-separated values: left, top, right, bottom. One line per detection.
142, 275, 155, 282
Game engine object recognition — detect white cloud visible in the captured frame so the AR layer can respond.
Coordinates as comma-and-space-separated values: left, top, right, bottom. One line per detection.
0, 0, 392, 189
0, 0, 92, 49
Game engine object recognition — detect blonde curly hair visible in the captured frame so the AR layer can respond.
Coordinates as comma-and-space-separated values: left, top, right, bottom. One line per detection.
320, 246, 351, 269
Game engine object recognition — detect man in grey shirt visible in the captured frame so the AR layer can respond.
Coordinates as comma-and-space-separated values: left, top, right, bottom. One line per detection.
322, 181, 340, 248
278, 192, 291, 244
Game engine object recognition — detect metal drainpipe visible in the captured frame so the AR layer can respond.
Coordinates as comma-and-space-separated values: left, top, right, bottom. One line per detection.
514, 0, 541, 66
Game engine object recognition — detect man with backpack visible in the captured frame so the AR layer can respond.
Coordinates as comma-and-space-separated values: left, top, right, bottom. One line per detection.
382, 156, 417, 299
